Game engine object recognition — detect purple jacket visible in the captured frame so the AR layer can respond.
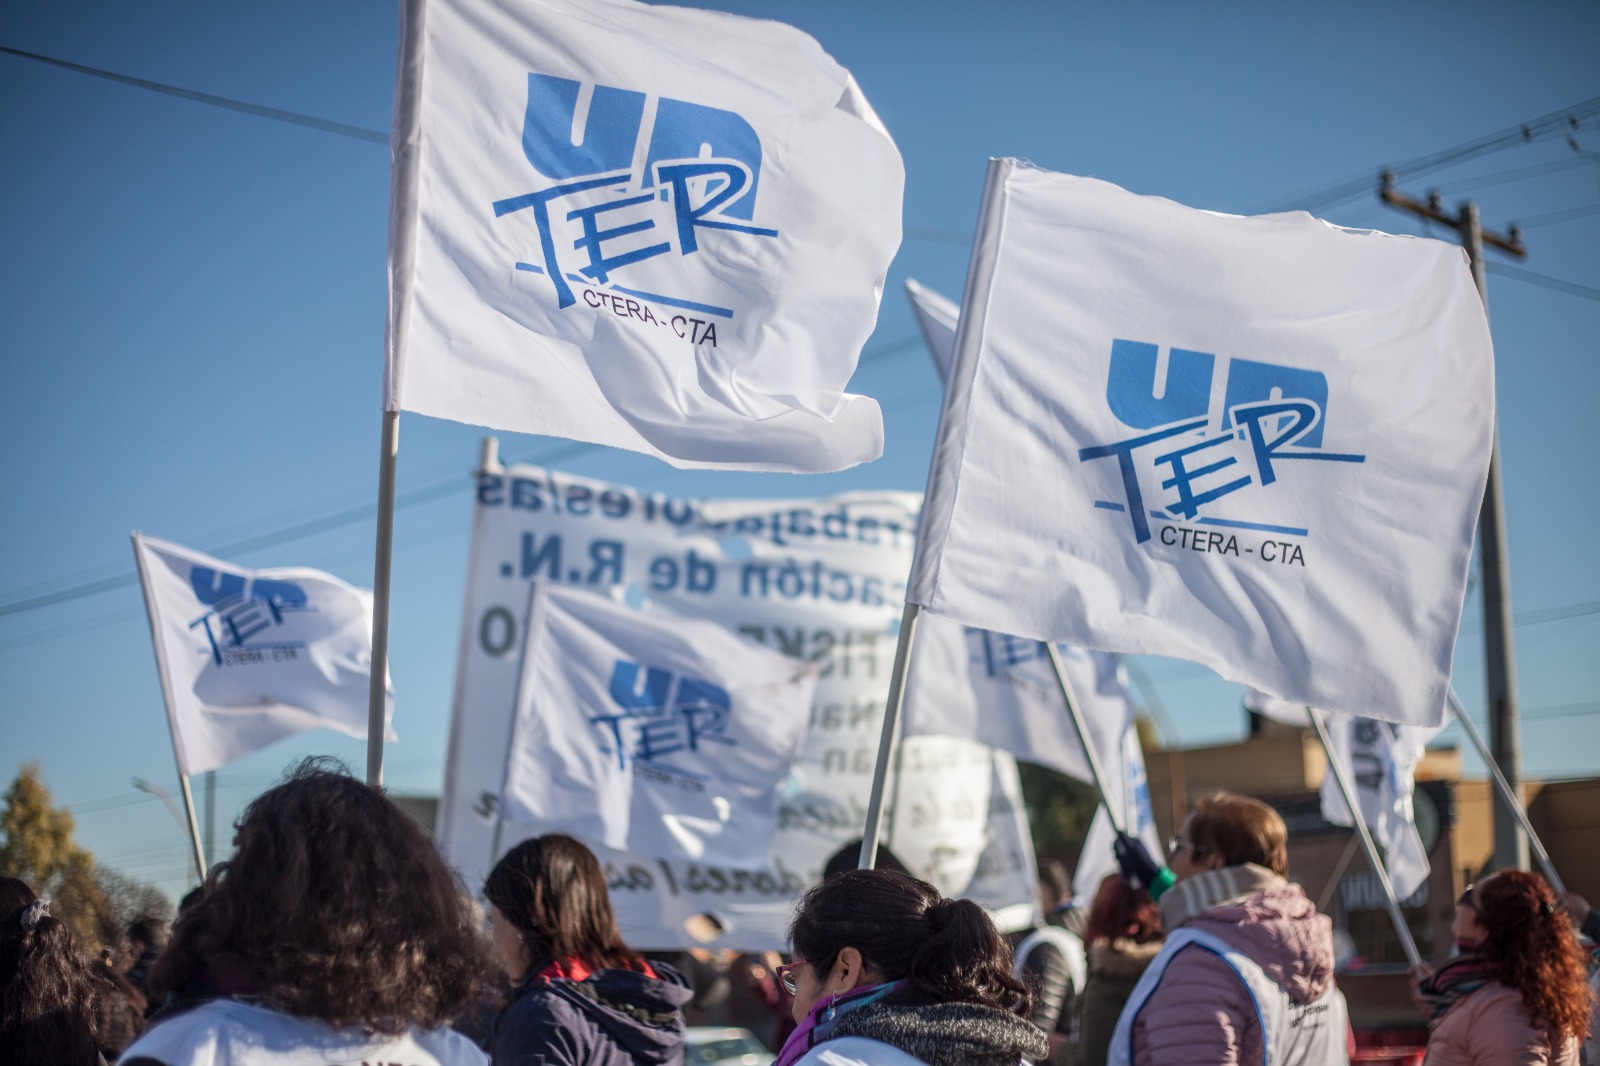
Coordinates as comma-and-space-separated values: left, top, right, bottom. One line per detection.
487, 960, 691, 1066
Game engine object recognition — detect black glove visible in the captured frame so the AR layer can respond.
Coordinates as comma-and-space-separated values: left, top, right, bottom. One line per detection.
1114, 831, 1162, 889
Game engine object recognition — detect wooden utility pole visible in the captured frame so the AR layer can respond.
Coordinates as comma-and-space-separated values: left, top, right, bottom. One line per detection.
1380, 172, 1529, 873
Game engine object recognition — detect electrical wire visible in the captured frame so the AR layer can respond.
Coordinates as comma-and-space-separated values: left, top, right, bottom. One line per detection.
1486, 261, 1600, 303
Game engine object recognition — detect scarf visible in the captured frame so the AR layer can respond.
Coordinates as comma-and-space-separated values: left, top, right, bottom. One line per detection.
1416, 948, 1499, 1021
774, 979, 910, 1066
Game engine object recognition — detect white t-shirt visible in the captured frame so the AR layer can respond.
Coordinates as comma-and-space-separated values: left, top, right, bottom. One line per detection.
121, 998, 488, 1066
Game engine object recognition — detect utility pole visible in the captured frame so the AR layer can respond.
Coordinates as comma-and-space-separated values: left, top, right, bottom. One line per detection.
204, 770, 216, 869
1380, 171, 1529, 873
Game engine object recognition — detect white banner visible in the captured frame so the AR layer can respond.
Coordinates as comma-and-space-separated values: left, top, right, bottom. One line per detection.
501, 583, 816, 864
441, 462, 1037, 948
130, 533, 394, 776
910, 160, 1494, 727
386, 0, 902, 472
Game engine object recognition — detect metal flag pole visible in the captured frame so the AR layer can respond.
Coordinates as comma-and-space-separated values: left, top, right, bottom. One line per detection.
129, 533, 209, 882
1446, 688, 1564, 892
489, 579, 550, 868
1043, 642, 1125, 834
367, 409, 399, 787
1307, 707, 1422, 969
858, 601, 921, 870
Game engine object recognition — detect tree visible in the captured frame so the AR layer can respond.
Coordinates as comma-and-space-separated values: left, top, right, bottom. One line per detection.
0, 763, 111, 949
1017, 761, 1099, 871
96, 867, 175, 959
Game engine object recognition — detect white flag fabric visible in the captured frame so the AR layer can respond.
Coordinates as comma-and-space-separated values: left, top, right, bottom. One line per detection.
385, 0, 903, 472
501, 583, 817, 864
905, 277, 959, 382
1245, 690, 1439, 900
131, 533, 394, 776
1072, 728, 1162, 903
910, 160, 1494, 727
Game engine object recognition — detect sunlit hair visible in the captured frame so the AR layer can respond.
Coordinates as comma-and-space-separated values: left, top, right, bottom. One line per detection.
1187, 791, 1288, 877
0, 877, 107, 1066
149, 759, 489, 1033
1084, 874, 1161, 946
789, 869, 1031, 1017
1468, 869, 1591, 1041
483, 834, 646, 975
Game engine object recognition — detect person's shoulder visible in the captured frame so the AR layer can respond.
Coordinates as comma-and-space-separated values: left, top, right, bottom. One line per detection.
796, 1035, 928, 1066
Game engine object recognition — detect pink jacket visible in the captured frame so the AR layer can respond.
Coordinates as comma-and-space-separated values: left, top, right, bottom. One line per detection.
1424, 981, 1579, 1066
1130, 883, 1336, 1066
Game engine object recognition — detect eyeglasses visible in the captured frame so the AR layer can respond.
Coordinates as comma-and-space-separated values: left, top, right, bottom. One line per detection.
1457, 885, 1477, 909
1167, 836, 1206, 859
776, 960, 807, 996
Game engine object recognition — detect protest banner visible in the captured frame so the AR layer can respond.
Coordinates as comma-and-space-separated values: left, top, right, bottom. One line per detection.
908, 160, 1494, 728
438, 452, 1037, 948
497, 582, 817, 864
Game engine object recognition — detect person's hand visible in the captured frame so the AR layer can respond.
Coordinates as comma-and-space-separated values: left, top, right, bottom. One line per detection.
1560, 890, 1592, 923
1114, 832, 1162, 890
1408, 962, 1434, 1015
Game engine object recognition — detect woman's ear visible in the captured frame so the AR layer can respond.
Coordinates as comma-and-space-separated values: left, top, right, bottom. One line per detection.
829, 946, 867, 994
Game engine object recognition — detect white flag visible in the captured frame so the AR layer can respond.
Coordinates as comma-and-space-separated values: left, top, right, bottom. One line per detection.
905, 277, 959, 381
1318, 711, 1441, 901
131, 533, 394, 776
910, 160, 1494, 727
1244, 690, 1439, 900
501, 583, 817, 864
386, 0, 903, 472
1072, 729, 1162, 903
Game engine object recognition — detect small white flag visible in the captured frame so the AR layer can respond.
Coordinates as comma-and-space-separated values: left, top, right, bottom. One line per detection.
500, 583, 817, 864
1245, 690, 1439, 900
131, 533, 394, 776
910, 160, 1494, 727
386, 0, 903, 472
905, 277, 960, 381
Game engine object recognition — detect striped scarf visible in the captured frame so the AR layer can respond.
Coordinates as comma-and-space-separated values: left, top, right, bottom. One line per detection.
1416, 951, 1498, 1021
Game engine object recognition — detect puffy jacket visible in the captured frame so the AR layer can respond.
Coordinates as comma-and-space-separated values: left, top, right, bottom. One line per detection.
1067, 937, 1161, 1066
1423, 981, 1579, 1066
487, 959, 691, 1066
1128, 879, 1337, 1066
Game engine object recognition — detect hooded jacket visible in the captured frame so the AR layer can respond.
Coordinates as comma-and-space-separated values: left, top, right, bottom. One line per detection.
1423, 981, 1579, 1066
487, 958, 691, 1066
1126, 865, 1339, 1066
1067, 937, 1162, 1066
796, 986, 1049, 1066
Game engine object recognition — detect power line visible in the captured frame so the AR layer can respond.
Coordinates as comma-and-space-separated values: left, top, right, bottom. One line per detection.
1510, 202, 1600, 229
0, 45, 388, 144
1486, 261, 1600, 303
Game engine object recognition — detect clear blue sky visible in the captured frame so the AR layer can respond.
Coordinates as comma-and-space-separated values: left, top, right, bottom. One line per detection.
2, 0, 1595, 899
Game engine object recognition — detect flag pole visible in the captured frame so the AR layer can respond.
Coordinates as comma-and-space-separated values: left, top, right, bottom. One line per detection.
858, 601, 921, 870
129, 534, 208, 882
490, 579, 549, 867
1307, 707, 1422, 969
1446, 688, 1564, 892
1043, 642, 1125, 835
367, 409, 399, 787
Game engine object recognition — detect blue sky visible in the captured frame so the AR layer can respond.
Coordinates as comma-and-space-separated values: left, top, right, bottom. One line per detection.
2, 0, 1595, 898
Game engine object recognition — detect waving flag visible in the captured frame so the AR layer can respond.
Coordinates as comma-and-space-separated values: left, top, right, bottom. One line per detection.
905, 277, 959, 381
131, 533, 394, 775
500, 583, 817, 864
909, 160, 1494, 727
385, 0, 903, 472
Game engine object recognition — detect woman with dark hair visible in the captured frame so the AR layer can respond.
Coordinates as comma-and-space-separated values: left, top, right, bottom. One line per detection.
1066, 875, 1161, 1066
119, 760, 490, 1066
776, 868, 1048, 1066
1417, 869, 1590, 1065
0, 877, 108, 1066
482, 833, 690, 1066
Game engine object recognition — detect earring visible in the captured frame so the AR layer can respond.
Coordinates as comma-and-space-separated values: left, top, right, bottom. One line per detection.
824, 999, 837, 1023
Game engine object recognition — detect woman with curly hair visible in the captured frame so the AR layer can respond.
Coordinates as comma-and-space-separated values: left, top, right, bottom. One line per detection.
776, 868, 1047, 1066
481, 834, 690, 1066
0, 877, 109, 1066
1418, 869, 1592, 1065
1067, 874, 1161, 1066
119, 760, 491, 1066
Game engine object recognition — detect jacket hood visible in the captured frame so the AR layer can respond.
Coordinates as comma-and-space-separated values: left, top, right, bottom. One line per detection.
1088, 936, 1164, 981
1183, 882, 1336, 1004
543, 964, 693, 1065
826, 988, 1048, 1066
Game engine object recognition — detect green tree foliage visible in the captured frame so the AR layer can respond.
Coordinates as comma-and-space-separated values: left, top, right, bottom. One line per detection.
1017, 761, 1099, 871
0, 763, 111, 949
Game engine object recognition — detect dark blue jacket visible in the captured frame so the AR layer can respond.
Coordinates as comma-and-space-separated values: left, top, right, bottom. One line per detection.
486, 959, 691, 1066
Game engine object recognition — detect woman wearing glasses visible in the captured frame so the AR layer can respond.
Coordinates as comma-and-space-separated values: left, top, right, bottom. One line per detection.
1416, 870, 1588, 1065
1107, 791, 1348, 1066
774, 868, 1047, 1066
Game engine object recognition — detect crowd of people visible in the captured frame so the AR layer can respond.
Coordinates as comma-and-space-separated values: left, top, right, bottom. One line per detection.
3, 762, 1595, 1065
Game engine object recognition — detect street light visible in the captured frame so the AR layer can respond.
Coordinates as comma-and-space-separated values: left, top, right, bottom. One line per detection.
131, 777, 200, 886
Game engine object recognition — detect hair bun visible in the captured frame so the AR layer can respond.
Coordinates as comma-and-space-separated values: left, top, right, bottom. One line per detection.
925, 897, 962, 932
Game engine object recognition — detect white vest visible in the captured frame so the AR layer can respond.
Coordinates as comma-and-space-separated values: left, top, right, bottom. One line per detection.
122, 999, 488, 1066
1012, 924, 1088, 996
1107, 928, 1348, 1066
